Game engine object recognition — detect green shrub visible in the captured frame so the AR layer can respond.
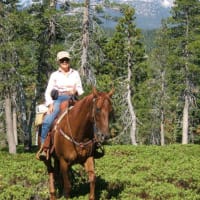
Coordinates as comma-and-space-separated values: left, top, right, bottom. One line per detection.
0, 144, 200, 199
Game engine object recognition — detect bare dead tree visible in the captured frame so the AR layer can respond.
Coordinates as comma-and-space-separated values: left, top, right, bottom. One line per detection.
126, 29, 137, 145
5, 94, 16, 154
80, 0, 96, 85
182, 12, 189, 144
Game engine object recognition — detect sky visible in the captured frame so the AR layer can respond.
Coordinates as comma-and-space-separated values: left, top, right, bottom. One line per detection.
161, 0, 174, 8
19, 0, 175, 8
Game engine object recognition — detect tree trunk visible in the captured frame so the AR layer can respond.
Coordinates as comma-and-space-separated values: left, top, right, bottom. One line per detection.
27, 98, 37, 147
160, 109, 165, 145
12, 106, 18, 145
127, 85, 137, 145
19, 82, 29, 150
5, 96, 16, 154
80, 0, 95, 85
160, 70, 165, 146
49, 0, 56, 42
80, 0, 90, 77
182, 12, 189, 145
127, 33, 137, 145
182, 94, 189, 144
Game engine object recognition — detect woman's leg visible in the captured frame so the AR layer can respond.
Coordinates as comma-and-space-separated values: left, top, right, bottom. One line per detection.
41, 95, 71, 144
36, 95, 71, 160
41, 101, 61, 144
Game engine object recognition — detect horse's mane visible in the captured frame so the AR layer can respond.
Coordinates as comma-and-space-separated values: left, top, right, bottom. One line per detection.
74, 93, 94, 108
74, 91, 112, 111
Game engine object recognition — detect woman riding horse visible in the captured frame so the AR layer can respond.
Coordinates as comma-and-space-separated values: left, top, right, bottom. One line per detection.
37, 51, 84, 160
38, 87, 114, 200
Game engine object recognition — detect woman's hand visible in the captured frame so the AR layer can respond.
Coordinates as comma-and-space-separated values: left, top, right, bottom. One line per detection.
71, 84, 77, 95
47, 103, 54, 114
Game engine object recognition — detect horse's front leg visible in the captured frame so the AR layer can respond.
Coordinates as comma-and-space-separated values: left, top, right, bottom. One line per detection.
59, 158, 71, 199
84, 157, 96, 200
49, 172, 56, 200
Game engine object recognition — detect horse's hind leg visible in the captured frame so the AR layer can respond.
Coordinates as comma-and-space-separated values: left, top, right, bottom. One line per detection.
54, 158, 63, 197
59, 158, 71, 199
84, 157, 96, 200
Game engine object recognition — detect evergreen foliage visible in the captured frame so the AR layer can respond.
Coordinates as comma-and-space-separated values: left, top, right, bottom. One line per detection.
164, 0, 200, 143
1, 0, 200, 148
140, 0, 200, 144
100, 5, 147, 143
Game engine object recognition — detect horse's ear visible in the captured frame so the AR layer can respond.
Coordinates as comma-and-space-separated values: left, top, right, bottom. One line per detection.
92, 87, 98, 97
108, 88, 114, 97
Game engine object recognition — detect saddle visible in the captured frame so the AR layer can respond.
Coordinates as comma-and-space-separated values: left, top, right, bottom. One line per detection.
36, 97, 105, 161
36, 99, 76, 160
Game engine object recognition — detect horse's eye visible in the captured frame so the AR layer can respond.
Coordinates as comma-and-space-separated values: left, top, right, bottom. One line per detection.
96, 108, 101, 113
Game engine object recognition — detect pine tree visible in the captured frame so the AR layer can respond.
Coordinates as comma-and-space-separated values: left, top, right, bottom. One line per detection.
103, 5, 147, 144
147, 21, 178, 145
166, 0, 200, 144
0, 0, 21, 153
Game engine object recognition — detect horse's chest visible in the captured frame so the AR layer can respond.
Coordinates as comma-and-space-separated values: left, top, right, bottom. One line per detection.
78, 145, 92, 157
67, 144, 93, 163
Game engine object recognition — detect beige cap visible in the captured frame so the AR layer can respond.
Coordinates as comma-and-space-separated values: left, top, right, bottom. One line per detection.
56, 51, 71, 61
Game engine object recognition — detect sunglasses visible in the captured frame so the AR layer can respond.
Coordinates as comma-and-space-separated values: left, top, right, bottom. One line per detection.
59, 58, 70, 63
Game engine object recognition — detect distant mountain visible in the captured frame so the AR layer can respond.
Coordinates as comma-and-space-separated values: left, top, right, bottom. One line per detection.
99, 0, 174, 30
130, 0, 173, 29
98, 7, 171, 30
17, 0, 174, 30
65, 0, 174, 29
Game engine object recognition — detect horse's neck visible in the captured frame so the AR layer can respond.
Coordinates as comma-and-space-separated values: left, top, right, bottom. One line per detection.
76, 94, 93, 117
62, 94, 94, 139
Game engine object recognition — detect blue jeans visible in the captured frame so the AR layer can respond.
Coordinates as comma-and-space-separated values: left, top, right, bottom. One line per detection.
41, 95, 71, 144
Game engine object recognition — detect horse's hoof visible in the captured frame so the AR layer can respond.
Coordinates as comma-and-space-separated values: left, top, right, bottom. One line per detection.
50, 196, 56, 200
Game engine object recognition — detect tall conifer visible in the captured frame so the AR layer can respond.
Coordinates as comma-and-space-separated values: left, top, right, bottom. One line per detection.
166, 0, 200, 144
104, 5, 147, 144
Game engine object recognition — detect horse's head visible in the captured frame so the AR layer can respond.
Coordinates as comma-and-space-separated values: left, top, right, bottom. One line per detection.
92, 87, 114, 143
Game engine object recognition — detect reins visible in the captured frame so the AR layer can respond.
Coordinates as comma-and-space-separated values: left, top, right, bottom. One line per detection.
60, 110, 97, 148
55, 97, 98, 148
59, 128, 96, 148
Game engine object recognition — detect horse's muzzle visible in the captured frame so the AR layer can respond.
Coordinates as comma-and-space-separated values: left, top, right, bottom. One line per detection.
95, 131, 110, 143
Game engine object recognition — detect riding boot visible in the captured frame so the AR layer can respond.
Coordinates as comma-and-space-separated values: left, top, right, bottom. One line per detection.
36, 144, 48, 161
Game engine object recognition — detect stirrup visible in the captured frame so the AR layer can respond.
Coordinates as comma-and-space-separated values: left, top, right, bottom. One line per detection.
36, 145, 49, 161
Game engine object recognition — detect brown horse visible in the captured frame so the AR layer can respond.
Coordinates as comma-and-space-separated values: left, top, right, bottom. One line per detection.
41, 87, 114, 200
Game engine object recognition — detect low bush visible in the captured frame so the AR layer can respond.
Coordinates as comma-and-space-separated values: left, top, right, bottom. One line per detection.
0, 144, 199, 199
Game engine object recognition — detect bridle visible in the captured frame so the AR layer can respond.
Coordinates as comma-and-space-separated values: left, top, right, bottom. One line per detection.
92, 95, 111, 142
